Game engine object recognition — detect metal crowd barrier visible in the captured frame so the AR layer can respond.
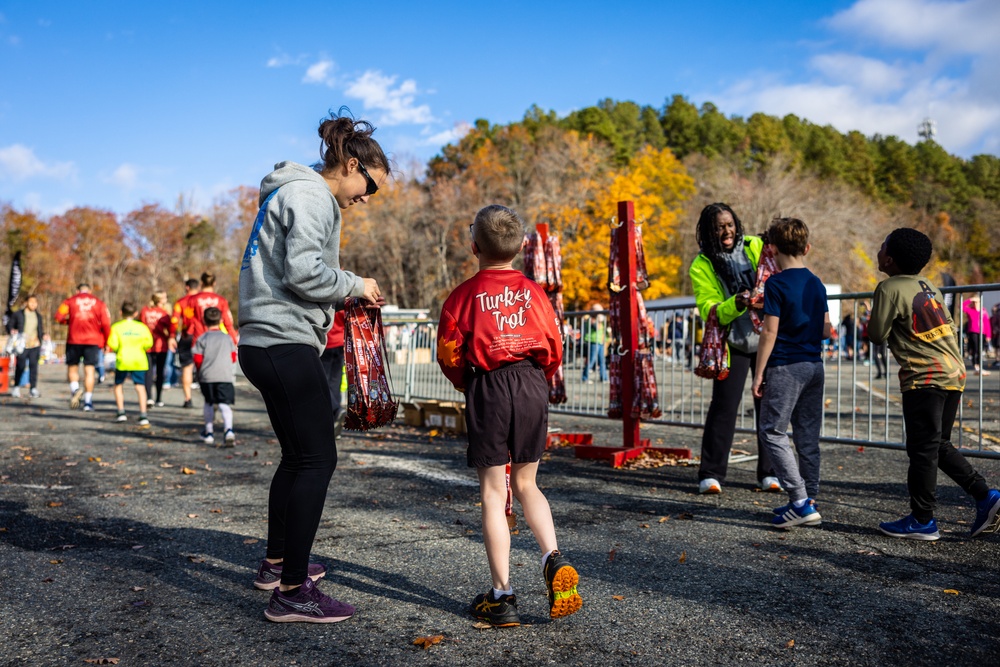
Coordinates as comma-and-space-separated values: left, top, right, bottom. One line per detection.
385, 283, 1000, 459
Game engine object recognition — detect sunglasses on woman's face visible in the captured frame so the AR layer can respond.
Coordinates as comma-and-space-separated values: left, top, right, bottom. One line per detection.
357, 161, 379, 196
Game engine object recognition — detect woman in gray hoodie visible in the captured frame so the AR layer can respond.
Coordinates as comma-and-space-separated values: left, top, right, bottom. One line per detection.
239, 109, 387, 623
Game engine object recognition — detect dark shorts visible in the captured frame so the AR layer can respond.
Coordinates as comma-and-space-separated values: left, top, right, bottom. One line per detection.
465, 360, 549, 468
200, 382, 235, 406
177, 334, 194, 367
65, 344, 101, 367
114, 369, 146, 385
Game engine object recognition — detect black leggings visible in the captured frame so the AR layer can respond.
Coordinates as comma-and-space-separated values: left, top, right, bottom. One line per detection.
239, 344, 338, 586
144, 352, 168, 402
699, 348, 774, 483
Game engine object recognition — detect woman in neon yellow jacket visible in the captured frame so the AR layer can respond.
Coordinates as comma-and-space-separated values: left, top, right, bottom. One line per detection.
689, 203, 780, 495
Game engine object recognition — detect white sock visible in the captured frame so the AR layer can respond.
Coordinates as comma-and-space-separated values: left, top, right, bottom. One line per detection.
493, 586, 513, 599
203, 403, 214, 431
793, 498, 809, 508
542, 549, 556, 568
70, 381, 80, 393
83, 392, 92, 403
219, 403, 233, 431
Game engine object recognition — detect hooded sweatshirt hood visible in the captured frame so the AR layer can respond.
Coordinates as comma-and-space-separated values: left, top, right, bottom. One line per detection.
238, 161, 365, 353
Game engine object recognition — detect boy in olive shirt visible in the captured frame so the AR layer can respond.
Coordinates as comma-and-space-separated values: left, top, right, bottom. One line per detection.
868, 228, 1000, 540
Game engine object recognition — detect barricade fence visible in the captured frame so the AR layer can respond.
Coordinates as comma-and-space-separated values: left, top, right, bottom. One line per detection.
385, 283, 1000, 459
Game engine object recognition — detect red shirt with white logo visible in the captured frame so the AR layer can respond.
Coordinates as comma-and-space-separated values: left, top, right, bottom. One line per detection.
55, 293, 112, 346
436, 269, 562, 391
170, 293, 194, 338
139, 306, 171, 353
186, 291, 238, 345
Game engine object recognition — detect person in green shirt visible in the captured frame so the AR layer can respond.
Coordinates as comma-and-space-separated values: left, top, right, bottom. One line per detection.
868, 228, 1000, 540
107, 301, 154, 425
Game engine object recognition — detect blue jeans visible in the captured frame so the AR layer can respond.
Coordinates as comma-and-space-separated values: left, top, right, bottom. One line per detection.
582, 342, 607, 382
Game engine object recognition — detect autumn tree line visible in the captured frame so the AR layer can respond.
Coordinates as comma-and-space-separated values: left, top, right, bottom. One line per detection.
4, 95, 999, 337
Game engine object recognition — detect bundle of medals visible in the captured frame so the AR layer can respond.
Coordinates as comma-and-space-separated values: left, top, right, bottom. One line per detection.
344, 297, 398, 431
607, 219, 661, 420
694, 304, 730, 381
748, 240, 780, 333
523, 232, 567, 404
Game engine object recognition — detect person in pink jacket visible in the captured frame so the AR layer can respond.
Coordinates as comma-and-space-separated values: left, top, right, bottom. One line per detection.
963, 295, 992, 375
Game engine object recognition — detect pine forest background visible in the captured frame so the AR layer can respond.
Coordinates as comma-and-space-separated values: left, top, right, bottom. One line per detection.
4, 95, 1000, 332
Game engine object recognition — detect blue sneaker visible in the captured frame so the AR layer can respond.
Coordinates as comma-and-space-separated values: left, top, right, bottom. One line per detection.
879, 515, 939, 541
773, 500, 820, 516
971, 489, 1000, 538
771, 499, 822, 528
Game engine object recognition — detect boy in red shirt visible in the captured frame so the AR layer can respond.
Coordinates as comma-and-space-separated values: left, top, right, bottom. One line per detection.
437, 204, 582, 627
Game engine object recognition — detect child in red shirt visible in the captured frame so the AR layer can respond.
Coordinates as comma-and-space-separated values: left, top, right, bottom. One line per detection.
437, 204, 582, 627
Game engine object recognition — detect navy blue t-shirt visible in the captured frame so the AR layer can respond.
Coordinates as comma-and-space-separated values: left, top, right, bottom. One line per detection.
762, 267, 828, 366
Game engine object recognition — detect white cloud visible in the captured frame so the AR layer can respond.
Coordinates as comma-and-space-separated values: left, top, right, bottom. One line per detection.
303, 59, 336, 86
21, 192, 76, 217
344, 70, 434, 126
713, 0, 1000, 156
421, 122, 472, 147
0, 144, 76, 181
103, 163, 139, 189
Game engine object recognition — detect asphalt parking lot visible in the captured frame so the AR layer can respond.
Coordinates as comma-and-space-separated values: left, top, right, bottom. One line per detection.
2, 364, 999, 666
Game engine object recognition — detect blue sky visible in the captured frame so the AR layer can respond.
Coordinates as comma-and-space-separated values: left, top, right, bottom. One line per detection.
1, 0, 998, 216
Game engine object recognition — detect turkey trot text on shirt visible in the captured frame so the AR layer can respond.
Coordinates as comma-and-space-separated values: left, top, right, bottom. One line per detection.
437, 269, 563, 392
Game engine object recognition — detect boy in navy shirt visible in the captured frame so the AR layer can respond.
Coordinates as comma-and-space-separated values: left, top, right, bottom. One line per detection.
752, 218, 832, 528
437, 204, 581, 627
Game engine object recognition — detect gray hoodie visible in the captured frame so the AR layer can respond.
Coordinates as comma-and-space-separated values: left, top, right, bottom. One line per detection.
238, 161, 365, 353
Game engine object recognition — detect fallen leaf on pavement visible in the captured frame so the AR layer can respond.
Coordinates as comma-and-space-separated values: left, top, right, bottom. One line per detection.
471, 622, 492, 629
640, 523, 649, 529
49, 559, 63, 564
608, 549, 616, 562
187, 556, 205, 563
84, 659, 119, 665
679, 551, 687, 564
658, 516, 670, 523
160, 463, 173, 468
243, 538, 259, 545
678, 512, 694, 520
42, 577, 54, 583
131, 545, 144, 550
187, 513, 199, 519
412, 635, 444, 649
786, 639, 795, 649
612, 595, 625, 601
130, 586, 146, 592
943, 589, 961, 595
180, 467, 196, 475
47, 502, 63, 508
210, 508, 222, 514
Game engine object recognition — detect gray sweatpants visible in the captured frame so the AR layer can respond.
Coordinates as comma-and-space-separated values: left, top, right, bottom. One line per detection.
758, 361, 825, 503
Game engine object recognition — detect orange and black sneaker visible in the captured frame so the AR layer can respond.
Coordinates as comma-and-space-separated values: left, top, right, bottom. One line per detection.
544, 550, 582, 618
469, 590, 520, 627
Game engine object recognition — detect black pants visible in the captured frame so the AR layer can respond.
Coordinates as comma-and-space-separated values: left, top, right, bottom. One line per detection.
873, 342, 887, 377
699, 348, 774, 483
968, 332, 984, 368
14, 347, 40, 389
239, 344, 338, 586
319, 346, 344, 419
902, 388, 988, 523
144, 352, 168, 402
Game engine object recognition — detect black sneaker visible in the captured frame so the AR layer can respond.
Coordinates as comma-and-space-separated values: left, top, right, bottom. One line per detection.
183, 399, 193, 409
470, 590, 520, 627
544, 550, 582, 618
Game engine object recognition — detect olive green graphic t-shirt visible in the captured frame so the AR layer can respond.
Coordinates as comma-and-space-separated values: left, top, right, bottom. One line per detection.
867, 274, 966, 392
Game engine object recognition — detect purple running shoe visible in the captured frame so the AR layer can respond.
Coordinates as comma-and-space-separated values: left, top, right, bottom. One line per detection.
264, 578, 354, 624
253, 559, 327, 591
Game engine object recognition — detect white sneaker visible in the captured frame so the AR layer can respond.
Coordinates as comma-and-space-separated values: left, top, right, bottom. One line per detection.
699, 478, 722, 494
116, 412, 127, 422
201, 431, 214, 445
760, 476, 784, 492
11, 387, 21, 398
30, 388, 40, 398
224, 429, 236, 442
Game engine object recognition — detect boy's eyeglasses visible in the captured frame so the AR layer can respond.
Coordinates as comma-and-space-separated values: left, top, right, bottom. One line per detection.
357, 160, 379, 196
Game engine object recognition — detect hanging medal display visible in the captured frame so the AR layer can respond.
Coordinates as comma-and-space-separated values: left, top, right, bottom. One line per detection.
749, 240, 779, 333
523, 226, 567, 404
344, 297, 398, 431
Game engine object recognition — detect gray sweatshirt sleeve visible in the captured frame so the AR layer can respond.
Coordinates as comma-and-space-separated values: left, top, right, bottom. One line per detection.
278, 186, 365, 304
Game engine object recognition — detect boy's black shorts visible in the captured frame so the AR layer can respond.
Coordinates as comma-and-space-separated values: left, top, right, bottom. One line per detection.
200, 382, 235, 406
465, 360, 548, 469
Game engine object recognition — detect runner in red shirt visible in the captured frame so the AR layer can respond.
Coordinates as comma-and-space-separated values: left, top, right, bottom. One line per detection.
55, 283, 111, 411
436, 204, 579, 627
169, 278, 201, 407
187, 272, 238, 346
139, 290, 172, 407
321, 310, 346, 436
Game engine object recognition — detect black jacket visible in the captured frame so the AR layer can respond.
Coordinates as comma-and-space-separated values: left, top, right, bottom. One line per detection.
10, 308, 44, 345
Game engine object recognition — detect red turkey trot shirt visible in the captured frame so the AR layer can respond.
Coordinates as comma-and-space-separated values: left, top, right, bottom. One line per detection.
170, 293, 195, 338
55, 292, 112, 347
437, 269, 563, 391
139, 305, 171, 353
325, 310, 345, 349
176, 291, 238, 346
